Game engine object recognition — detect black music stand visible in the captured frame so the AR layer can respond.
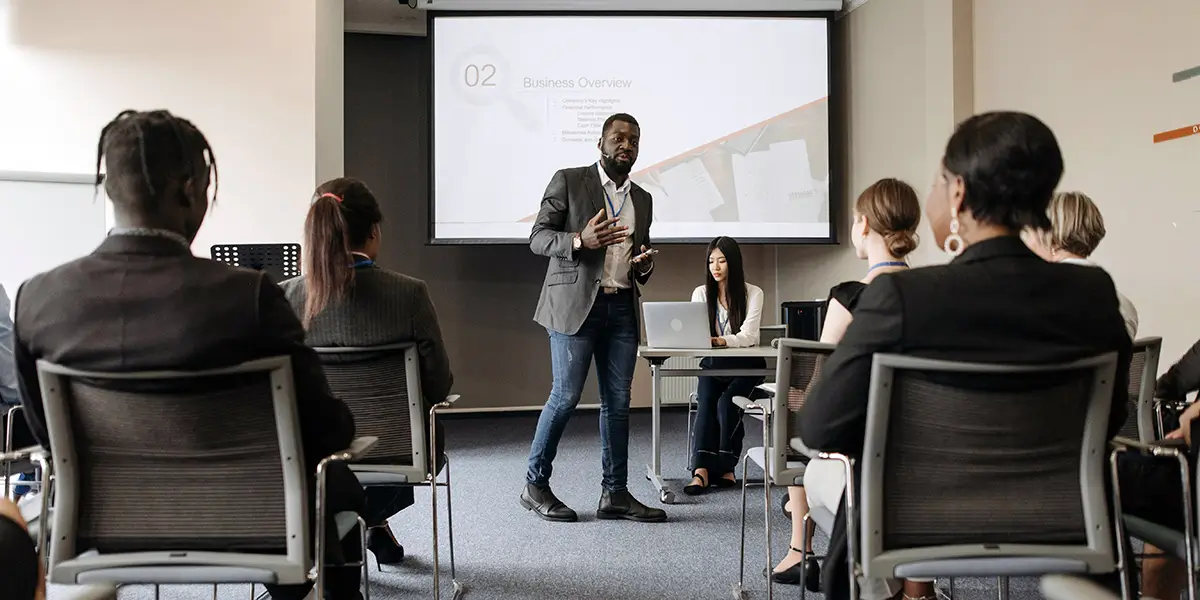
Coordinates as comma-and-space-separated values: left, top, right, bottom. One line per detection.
210, 244, 301, 283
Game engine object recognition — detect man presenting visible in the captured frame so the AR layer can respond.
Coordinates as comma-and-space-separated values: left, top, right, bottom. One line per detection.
521, 113, 666, 523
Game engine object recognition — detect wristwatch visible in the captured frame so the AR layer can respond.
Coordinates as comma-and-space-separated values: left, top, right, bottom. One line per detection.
572, 234, 582, 251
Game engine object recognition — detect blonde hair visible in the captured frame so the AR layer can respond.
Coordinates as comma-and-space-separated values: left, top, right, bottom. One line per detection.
1041, 191, 1106, 258
855, 178, 922, 258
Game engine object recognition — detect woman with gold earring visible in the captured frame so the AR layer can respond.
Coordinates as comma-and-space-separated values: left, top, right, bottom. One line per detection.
792, 111, 1133, 600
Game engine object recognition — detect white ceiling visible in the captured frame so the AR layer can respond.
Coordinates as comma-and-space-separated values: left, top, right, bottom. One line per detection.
342, 0, 870, 36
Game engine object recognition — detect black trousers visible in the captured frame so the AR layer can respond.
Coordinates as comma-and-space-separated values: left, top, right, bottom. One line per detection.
266, 461, 366, 600
0, 514, 38, 600
1, 410, 36, 450
690, 357, 765, 475
1117, 451, 1187, 530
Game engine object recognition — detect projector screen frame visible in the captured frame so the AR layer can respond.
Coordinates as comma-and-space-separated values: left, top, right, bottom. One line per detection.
426, 9, 842, 247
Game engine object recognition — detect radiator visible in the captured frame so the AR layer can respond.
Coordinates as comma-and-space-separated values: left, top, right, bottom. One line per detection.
661, 356, 701, 406
658, 355, 779, 407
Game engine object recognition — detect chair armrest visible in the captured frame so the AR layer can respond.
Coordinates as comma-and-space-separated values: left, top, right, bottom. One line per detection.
0, 444, 43, 465
431, 394, 460, 415
756, 383, 777, 397
789, 437, 819, 459
323, 436, 378, 465
733, 395, 771, 415
1111, 436, 1187, 457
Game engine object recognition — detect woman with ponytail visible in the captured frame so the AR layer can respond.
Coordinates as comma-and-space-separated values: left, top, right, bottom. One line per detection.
281, 177, 454, 567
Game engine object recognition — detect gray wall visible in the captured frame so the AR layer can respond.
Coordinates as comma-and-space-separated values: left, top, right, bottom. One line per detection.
344, 33, 778, 411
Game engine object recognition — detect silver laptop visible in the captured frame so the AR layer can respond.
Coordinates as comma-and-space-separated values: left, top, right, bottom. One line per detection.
643, 301, 711, 349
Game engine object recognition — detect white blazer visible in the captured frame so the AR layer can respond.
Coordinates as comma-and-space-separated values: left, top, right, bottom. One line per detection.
691, 283, 765, 348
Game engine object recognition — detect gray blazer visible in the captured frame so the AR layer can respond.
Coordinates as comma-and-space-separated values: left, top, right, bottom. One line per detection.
280, 266, 454, 408
530, 163, 654, 335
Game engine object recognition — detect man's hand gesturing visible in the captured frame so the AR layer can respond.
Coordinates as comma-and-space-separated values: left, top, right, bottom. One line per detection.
579, 209, 628, 250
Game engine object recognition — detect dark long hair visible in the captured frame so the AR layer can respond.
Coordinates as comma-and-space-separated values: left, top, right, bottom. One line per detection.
302, 177, 383, 327
704, 236, 748, 337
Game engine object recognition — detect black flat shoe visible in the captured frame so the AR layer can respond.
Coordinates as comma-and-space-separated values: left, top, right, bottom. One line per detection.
766, 550, 820, 592
713, 474, 737, 488
683, 471, 709, 496
367, 527, 405, 566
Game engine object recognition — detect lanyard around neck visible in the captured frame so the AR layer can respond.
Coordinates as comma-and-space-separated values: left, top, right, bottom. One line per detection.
868, 261, 907, 274
717, 310, 730, 336
603, 186, 627, 220
351, 252, 373, 268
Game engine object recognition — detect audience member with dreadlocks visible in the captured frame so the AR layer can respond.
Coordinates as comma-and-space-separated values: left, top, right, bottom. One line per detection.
11, 109, 366, 600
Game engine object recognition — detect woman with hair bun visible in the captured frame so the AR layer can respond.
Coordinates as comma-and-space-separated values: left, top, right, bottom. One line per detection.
771, 177, 922, 589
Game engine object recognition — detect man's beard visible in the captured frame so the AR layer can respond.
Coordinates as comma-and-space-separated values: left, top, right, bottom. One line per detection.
601, 153, 633, 176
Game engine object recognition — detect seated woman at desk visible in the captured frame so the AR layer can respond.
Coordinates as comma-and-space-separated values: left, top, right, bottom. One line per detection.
684, 236, 765, 495
281, 177, 454, 567
772, 177, 921, 590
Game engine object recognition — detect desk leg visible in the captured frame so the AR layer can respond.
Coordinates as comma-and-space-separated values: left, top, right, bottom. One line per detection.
645, 362, 674, 504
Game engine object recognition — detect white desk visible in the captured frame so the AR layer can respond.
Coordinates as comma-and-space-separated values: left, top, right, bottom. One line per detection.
638, 346, 776, 504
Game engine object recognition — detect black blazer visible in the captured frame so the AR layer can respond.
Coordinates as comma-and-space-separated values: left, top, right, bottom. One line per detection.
530, 163, 653, 335
13, 234, 356, 469
799, 236, 1132, 600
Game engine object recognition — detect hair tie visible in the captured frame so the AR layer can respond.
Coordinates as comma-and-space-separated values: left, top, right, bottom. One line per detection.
319, 192, 343, 203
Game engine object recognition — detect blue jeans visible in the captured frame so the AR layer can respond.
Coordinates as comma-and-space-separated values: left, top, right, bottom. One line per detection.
526, 291, 638, 493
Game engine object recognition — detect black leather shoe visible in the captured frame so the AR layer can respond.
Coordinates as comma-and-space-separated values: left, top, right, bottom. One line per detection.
596, 489, 667, 522
519, 483, 578, 522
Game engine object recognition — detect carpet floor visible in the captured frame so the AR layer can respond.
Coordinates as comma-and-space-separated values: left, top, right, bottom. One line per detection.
48, 410, 1049, 600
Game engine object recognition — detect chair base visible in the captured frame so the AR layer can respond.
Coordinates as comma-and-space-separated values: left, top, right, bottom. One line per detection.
76, 566, 282, 585
731, 581, 749, 600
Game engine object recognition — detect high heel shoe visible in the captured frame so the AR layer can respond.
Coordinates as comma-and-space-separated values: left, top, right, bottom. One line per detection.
683, 471, 709, 496
367, 526, 405, 566
766, 550, 821, 592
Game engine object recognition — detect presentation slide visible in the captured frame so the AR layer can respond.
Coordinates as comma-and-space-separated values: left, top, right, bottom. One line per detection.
431, 15, 832, 244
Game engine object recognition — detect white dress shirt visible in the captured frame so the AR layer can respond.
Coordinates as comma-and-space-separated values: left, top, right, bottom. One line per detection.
596, 163, 635, 289
691, 283, 766, 348
1059, 257, 1139, 340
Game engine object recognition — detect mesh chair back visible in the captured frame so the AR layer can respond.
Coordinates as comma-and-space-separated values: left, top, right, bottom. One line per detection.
860, 352, 1119, 576
769, 339, 837, 479
38, 357, 309, 566
314, 344, 428, 480
757, 326, 787, 387
1124, 337, 1162, 441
